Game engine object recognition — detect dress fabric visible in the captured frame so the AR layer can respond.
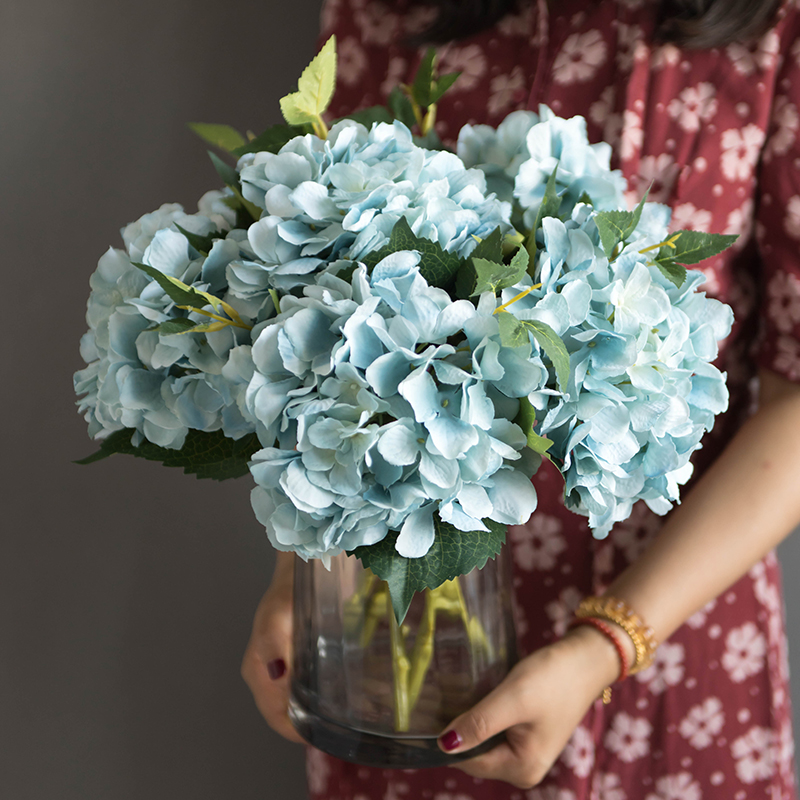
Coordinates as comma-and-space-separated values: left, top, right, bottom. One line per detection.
306, 0, 800, 797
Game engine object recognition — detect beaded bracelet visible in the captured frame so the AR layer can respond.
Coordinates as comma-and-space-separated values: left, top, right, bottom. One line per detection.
574, 595, 658, 675
568, 617, 631, 704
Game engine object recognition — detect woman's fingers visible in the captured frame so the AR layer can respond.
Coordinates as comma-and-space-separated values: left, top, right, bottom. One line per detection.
241, 586, 305, 744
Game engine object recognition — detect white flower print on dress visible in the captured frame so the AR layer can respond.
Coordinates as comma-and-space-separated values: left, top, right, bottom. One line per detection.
589, 86, 622, 149
644, 772, 702, 800
611, 501, 661, 564
667, 83, 718, 132
380, 56, 407, 98
338, 37, 368, 86
782, 196, 800, 240
775, 721, 795, 779
652, 43, 681, 70
722, 622, 766, 683
678, 697, 725, 749
670, 202, 712, 233
635, 641, 685, 695
764, 96, 800, 162
724, 199, 754, 251
620, 110, 643, 161
385, 783, 410, 800
354, 0, 399, 45
767, 272, 800, 333
524, 788, 577, 800
496, 2, 535, 37
696, 265, 721, 295
402, 5, 437, 36
732, 726, 776, 783
720, 124, 766, 182
433, 793, 474, 800
552, 30, 608, 85
616, 23, 645, 72
509, 513, 567, 571
591, 772, 626, 800
307, 748, 331, 795
685, 597, 717, 629
726, 30, 780, 76
545, 586, 583, 637
438, 44, 487, 92
488, 68, 526, 117
562, 725, 595, 778
604, 712, 652, 762
775, 335, 800, 380
630, 154, 679, 203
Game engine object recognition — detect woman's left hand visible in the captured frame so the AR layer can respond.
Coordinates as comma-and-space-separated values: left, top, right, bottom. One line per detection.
438, 624, 621, 789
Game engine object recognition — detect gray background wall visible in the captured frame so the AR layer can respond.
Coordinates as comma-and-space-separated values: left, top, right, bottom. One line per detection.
3, 2, 799, 799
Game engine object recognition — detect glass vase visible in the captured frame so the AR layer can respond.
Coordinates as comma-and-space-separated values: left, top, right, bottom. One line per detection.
288, 549, 517, 768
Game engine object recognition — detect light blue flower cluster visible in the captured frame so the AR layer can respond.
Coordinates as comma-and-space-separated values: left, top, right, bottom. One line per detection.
247, 254, 541, 562
497, 202, 733, 535
235, 120, 511, 298
457, 106, 628, 229
74, 193, 258, 449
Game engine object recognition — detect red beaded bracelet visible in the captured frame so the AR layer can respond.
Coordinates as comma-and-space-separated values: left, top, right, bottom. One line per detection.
568, 617, 631, 704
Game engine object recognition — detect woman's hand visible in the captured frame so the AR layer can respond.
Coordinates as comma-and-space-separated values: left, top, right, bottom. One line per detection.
439, 625, 621, 789
241, 552, 304, 744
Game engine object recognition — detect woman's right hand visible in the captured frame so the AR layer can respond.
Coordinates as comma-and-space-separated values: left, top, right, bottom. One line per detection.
241, 552, 305, 744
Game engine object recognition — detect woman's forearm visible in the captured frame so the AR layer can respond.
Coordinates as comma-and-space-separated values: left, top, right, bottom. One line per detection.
606, 369, 800, 644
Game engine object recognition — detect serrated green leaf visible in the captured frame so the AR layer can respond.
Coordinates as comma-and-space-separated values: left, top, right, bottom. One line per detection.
526, 165, 561, 266
663, 230, 739, 265
652, 259, 688, 288
454, 229, 504, 298
280, 35, 337, 125
188, 122, 246, 153
174, 223, 221, 257
471, 249, 528, 297
470, 227, 504, 262
496, 311, 528, 349
388, 87, 417, 129
150, 318, 199, 335
337, 106, 393, 128
207, 150, 239, 188
232, 124, 300, 157
350, 516, 506, 623
429, 72, 460, 105
361, 217, 464, 289
132, 262, 221, 312
411, 48, 436, 109
75, 429, 261, 481
593, 190, 650, 258
524, 319, 570, 391
516, 396, 554, 457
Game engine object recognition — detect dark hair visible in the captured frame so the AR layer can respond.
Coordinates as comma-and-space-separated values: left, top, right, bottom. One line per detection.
415, 0, 782, 48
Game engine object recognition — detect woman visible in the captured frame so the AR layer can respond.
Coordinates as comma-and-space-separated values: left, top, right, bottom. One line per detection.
242, 0, 800, 796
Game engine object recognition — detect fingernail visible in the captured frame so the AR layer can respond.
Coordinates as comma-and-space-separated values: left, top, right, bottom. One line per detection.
440, 729, 462, 752
267, 658, 286, 680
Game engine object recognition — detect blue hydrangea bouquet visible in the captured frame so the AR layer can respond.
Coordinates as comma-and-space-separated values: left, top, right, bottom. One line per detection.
75, 38, 735, 636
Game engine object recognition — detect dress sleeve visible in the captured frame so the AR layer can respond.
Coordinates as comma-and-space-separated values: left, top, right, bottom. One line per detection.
754, 13, 800, 383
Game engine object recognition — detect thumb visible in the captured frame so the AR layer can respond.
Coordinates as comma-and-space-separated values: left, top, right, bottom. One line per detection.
438, 679, 524, 754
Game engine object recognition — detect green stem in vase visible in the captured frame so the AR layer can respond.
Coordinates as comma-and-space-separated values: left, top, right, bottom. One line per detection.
389, 609, 412, 732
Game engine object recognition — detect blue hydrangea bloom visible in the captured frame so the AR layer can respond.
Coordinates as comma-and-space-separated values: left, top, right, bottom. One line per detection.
494, 202, 733, 535
247, 254, 542, 562
235, 120, 512, 297
74, 193, 259, 449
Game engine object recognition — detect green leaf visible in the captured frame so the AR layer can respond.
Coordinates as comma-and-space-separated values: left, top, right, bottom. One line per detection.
429, 72, 461, 105
661, 230, 739, 266
279, 35, 337, 126
132, 262, 221, 312
526, 165, 561, 266
388, 87, 417, 129
412, 128, 447, 151
361, 217, 464, 289
496, 313, 570, 389
232, 124, 300, 157
470, 248, 528, 297
470, 227, 504, 263
411, 48, 436, 109
593, 189, 650, 258
350, 516, 506, 623
75, 429, 262, 481
188, 122, 246, 153
207, 150, 239, 188
516, 396, 554, 457
454, 228, 504, 298
337, 106, 393, 128
174, 223, 221, 257
652, 259, 688, 288
150, 318, 199, 335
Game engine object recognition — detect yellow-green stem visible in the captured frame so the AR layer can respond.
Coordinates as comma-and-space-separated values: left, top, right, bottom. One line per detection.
389, 611, 411, 732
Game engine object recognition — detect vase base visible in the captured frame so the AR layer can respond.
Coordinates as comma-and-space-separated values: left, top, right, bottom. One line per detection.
288, 697, 503, 769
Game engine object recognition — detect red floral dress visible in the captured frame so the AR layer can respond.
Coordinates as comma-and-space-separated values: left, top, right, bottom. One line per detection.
307, 0, 800, 797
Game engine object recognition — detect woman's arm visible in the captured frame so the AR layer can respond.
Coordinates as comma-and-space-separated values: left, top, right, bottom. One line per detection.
440, 368, 800, 788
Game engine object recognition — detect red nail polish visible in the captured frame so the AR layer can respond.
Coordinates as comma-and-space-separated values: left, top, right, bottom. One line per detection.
267, 658, 286, 680
440, 729, 462, 752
